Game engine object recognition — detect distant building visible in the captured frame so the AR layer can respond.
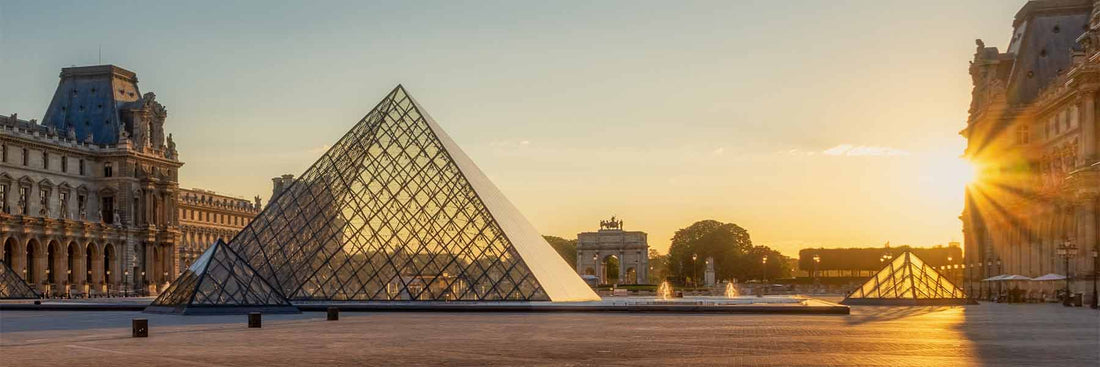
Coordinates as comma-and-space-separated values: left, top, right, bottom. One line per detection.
798, 244, 963, 280
963, 0, 1098, 301
0, 65, 271, 297
177, 188, 261, 269
575, 217, 648, 285
271, 174, 295, 200
1, 65, 182, 296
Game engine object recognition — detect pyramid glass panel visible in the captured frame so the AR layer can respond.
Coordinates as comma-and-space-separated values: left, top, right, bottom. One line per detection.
145, 240, 297, 314
154, 86, 598, 306
0, 260, 40, 299
842, 252, 974, 305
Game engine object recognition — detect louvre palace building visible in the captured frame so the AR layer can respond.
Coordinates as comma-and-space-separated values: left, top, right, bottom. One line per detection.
962, 0, 1099, 301
0, 65, 262, 297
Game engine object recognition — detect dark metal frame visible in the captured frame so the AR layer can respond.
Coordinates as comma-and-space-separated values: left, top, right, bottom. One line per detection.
156, 86, 548, 306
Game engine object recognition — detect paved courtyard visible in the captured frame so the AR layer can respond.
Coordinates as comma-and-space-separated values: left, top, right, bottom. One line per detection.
1, 301, 1097, 366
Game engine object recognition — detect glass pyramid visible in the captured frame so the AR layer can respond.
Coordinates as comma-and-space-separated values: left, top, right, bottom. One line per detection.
155, 85, 597, 308
0, 260, 40, 299
145, 240, 298, 314
841, 252, 974, 305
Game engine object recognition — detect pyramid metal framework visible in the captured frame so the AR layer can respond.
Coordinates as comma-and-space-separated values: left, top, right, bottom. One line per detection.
154, 86, 597, 309
0, 260, 40, 299
841, 252, 975, 305
145, 240, 298, 314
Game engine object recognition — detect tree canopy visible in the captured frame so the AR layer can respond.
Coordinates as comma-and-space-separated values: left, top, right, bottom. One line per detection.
667, 219, 790, 284
543, 235, 577, 269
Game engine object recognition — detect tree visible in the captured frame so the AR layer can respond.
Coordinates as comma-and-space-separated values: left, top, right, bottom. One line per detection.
667, 220, 754, 285
647, 248, 669, 284
543, 235, 577, 269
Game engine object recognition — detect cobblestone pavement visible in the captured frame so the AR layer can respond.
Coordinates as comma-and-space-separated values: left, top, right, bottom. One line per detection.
1, 302, 1097, 366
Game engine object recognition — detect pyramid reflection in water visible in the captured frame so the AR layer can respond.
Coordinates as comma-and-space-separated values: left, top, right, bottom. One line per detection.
149, 86, 597, 314
841, 252, 975, 305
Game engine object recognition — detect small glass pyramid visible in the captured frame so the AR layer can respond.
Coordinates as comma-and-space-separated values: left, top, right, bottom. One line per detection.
841, 252, 975, 305
145, 240, 298, 314
0, 260, 40, 299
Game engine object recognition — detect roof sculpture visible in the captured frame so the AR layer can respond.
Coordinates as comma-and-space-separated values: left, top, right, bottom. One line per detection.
150, 86, 598, 313
841, 252, 975, 305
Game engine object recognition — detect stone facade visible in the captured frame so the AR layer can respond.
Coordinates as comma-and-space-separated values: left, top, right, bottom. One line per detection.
177, 188, 261, 269
962, 0, 1100, 301
575, 217, 648, 285
0, 65, 182, 296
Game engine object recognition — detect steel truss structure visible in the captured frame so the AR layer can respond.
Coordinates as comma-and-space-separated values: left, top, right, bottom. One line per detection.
0, 260, 40, 299
147, 240, 298, 314
842, 252, 975, 305
150, 86, 596, 313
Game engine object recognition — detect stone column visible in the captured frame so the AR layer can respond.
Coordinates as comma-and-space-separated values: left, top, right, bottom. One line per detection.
1082, 90, 1097, 164
144, 243, 155, 294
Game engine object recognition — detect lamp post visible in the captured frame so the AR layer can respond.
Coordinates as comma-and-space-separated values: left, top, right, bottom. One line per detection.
761, 255, 768, 285
592, 254, 599, 285
1091, 249, 1098, 309
691, 254, 698, 289
1056, 239, 1077, 306
812, 254, 821, 292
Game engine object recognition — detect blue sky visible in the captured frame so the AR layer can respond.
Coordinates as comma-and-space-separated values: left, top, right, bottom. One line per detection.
0, 1, 1027, 255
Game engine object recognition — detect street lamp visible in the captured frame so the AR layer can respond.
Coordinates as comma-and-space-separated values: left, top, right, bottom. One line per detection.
1091, 249, 1098, 309
592, 254, 599, 285
691, 254, 698, 289
812, 254, 821, 293
1056, 238, 1077, 306
761, 255, 768, 284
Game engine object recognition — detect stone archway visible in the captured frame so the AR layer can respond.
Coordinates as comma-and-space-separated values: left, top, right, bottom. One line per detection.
85, 242, 100, 293
103, 243, 117, 293
66, 241, 80, 294
2, 236, 18, 272
25, 238, 41, 288
625, 267, 637, 285
602, 255, 620, 285
47, 240, 63, 295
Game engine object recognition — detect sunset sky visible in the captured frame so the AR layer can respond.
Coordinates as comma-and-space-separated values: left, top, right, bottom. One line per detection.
0, 1, 1028, 256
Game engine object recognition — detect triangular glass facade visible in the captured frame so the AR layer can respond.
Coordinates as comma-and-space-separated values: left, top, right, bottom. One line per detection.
155, 85, 597, 306
0, 260, 40, 299
146, 240, 297, 314
842, 252, 973, 305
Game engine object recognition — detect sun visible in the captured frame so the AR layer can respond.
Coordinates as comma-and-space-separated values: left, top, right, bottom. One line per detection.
917, 154, 979, 202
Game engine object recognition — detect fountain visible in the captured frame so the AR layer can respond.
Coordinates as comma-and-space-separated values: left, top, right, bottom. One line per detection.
725, 282, 740, 298
657, 281, 673, 300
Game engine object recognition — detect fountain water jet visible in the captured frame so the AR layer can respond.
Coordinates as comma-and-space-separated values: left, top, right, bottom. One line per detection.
725, 282, 740, 298
657, 281, 673, 300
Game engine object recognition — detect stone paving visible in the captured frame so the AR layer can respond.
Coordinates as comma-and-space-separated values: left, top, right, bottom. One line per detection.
1, 301, 1097, 366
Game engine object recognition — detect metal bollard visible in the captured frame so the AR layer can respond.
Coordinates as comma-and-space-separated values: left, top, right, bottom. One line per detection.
327, 307, 339, 321
248, 312, 262, 328
132, 318, 148, 337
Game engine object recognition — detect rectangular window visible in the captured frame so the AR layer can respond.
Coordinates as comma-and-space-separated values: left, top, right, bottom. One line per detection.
104, 163, 113, 177
39, 189, 50, 216
101, 197, 114, 224
61, 156, 67, 173
22, 148, 28, 166
77, 194, 86, 219
43, 152, 49, 170
18, 187, 28, 214
59, 191, 68, 219
0, 183, 6, 213
1, 144, 6, 162
79, 159, 85, 175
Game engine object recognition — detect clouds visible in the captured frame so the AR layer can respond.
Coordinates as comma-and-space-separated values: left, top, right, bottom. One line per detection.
822, 144, 910, 157
783, 144, 911, 157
